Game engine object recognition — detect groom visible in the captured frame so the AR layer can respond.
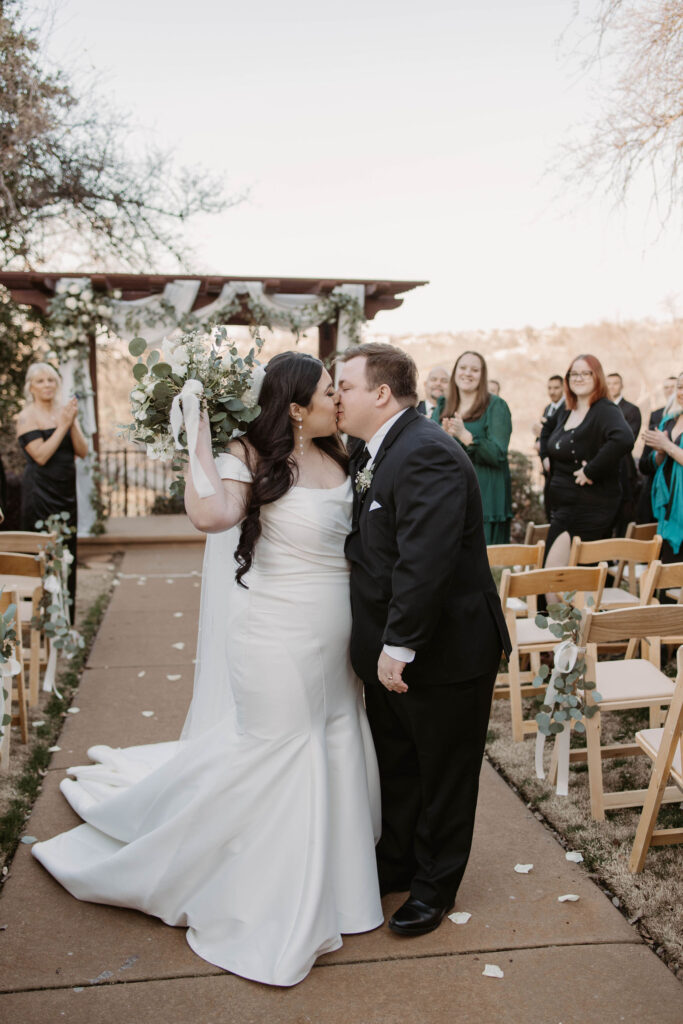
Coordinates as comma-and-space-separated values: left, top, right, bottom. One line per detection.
337, 342, 510, 937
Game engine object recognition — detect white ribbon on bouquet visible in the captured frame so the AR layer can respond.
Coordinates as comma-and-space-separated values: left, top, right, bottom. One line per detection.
535, 639, 582, 797
169, 380, 216, 499
41, 568, 70, 698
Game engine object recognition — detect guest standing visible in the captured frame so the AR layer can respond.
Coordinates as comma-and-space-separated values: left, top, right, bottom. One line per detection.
532, 374, 565, 518
540, 354, 634, 569
606, 372, 642, 534
637, 376, 679, 523
16, 363, 87, 608
441, 351, 512, 543
417, 366, 449, 421
642, 371, 683, 563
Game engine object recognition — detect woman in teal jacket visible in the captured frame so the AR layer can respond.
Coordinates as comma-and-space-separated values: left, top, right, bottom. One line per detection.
439, 351, 512, 543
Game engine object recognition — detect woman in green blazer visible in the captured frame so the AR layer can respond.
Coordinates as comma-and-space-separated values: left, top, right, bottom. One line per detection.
439, 351, 512, 544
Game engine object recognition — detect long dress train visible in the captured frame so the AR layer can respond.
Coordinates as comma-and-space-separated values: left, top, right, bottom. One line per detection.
32, 456, 383, 987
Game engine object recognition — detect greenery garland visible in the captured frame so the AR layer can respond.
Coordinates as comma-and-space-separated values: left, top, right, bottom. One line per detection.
0, 595, 18, 744
31, 513, 84, 662
533, 592, 600, 737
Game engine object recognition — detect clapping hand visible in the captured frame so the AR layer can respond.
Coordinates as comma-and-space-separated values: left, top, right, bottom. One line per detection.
58, 398, 78, 429
442, 414, 473, 445
573, 460, 593, 486
642, 428, 671, 453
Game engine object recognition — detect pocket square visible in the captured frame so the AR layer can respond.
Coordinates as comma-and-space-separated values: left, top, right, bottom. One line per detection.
369, 500, 382, 511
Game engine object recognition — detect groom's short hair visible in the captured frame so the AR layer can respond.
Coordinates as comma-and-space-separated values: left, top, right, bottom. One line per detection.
340, 343, 418, 407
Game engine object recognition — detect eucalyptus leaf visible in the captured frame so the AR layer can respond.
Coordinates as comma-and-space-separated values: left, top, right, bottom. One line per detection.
549, 721, 564, 734
129, 337, 147, 357
132, 362, 147, 382
146, 349, 160, 366
549, 623, 565, 638
152, 362, 172, 377
574, 721, 586, 733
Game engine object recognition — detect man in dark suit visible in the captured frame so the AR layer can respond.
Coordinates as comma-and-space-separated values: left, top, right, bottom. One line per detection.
336, 342, 510, 938
416, 365, 449, 421
606, 373, 642, 534
532, 375, 565, 518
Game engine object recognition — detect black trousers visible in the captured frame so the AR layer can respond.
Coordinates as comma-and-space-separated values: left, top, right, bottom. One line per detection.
364, 666, 497, 908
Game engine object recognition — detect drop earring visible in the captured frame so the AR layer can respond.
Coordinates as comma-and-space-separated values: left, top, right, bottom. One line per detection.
297, 419, 304, 456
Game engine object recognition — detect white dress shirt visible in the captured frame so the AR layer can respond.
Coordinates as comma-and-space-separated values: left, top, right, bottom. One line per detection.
364, 409, 416, 665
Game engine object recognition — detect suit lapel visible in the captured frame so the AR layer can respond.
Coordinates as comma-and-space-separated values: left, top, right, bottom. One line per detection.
369, 407, 419, 477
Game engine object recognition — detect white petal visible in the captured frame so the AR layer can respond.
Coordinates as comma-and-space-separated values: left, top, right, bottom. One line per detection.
448, 911, 471, 925
514, 863, 533, 874
32, 721, 45, 727
172, 642, 185, 650
20, 836, 38, 845
558, 894, 580, 902
141, 711, 154, 718
482, 964, 504, 978
48, 746, 61, 752
137, 671, 146, 678
565, 851, 584, 863
166, 674, 181, 681
67, 707, 80, 714
173, 612, 183, 618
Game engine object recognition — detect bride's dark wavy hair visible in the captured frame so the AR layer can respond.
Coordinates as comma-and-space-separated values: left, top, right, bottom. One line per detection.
234, 351, 348, 586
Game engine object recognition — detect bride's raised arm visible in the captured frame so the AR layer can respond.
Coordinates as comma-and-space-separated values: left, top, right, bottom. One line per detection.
184, 413, 251, 534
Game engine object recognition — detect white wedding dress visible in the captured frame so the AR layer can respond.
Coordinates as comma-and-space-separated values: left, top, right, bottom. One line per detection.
32, 455, 383, 987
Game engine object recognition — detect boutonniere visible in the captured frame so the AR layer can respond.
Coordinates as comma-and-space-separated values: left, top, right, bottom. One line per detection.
355, 466, 374, 495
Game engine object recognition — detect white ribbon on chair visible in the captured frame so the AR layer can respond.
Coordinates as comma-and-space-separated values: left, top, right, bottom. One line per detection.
0, 657, 21, 681
535, 639, 582, 797
41, 572, 66, 698
170, 380, 215, 498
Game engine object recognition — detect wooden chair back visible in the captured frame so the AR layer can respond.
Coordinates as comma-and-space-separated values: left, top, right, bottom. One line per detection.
569, 535, 662, 596
501, 563, 607, 606
580, 604, 683, 647
639, 560, 683, 606
0, 553, 42, 578
487, 541, 545, 570
0, 531, 54, 555
523, 522, 549, 546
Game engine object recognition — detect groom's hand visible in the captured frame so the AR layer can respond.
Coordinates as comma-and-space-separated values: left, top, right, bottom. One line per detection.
378, 651, 408, 693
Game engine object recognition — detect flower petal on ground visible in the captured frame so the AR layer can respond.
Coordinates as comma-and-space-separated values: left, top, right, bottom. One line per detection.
514, 863, 533, 873
448, 911, 472, 924
482, 964, 504, 978
565, 851, 584, 863
558, 894, 580, 902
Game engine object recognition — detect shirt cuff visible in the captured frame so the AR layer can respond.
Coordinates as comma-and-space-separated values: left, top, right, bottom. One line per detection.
383, 644, 415, 663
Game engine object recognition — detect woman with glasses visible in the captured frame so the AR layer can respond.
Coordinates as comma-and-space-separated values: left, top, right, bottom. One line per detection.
540, 354, 634, 567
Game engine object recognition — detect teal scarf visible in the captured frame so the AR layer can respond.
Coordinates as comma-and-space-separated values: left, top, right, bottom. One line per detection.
651, 414, 683, 554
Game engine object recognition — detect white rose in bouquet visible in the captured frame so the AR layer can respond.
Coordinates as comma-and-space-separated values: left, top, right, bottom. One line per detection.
161, 337, 190, 375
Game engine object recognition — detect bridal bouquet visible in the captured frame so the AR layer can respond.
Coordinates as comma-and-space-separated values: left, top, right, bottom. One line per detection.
127, 326, 264, 456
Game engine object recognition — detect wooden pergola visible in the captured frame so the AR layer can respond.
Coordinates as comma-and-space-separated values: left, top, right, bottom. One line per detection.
0, 272, 425, 454
0, 272, 425, 358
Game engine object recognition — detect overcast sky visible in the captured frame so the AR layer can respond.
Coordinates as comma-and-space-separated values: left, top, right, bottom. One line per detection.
42, 0, 683, 334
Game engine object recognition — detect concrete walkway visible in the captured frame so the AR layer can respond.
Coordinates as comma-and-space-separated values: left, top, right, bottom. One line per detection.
1, 543, 681, 1023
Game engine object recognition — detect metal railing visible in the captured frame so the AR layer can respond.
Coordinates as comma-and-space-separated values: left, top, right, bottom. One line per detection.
99, 449, 178, 518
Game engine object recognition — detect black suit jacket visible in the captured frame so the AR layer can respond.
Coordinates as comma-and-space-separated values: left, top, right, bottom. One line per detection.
617, 398, 642, 439
345, 408, 510, 686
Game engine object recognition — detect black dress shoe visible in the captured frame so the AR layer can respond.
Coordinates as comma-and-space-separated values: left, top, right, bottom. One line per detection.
388, 897, 454, 937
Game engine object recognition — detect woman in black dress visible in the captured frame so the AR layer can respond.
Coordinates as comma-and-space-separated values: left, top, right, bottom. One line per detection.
540, 354, 634, 569
16, 363, 88, 608
642, 371, 683, 563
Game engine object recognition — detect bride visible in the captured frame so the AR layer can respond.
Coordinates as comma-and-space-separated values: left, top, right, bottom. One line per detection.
32, 351, 383, 987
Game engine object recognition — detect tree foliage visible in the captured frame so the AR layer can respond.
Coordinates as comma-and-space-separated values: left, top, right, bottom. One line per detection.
562, 0, 683, 223
0, 0, 237, 269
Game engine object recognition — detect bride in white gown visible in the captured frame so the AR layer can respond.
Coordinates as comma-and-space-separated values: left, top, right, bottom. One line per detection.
32, 352, 383, 987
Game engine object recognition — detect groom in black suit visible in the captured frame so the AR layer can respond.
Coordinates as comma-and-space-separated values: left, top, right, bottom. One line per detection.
337, 342, 510, 937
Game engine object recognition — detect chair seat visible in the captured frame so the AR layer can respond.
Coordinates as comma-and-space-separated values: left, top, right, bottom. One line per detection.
636, 728, 683, 787
0, 574, 40, 599
594, 660, 676, 704
506, 596, 527, 613
515, 617, 556, 646
666, 588, 681, 602
607, 563, 646, 582
591, 587, 640, 608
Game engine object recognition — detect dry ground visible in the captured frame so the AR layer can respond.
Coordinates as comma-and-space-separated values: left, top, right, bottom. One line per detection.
486, 684, 683, 979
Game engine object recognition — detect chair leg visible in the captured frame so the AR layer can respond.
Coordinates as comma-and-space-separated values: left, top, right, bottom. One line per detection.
630, 737, 683, 873
509, 651, 525, 743
585, 710, 605, 821
29, 627, 41, 707
12, 662, 29, 745
0, 676, 10, 767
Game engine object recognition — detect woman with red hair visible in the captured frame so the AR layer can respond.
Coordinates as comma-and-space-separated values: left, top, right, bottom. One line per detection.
539, 354, 634, 567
